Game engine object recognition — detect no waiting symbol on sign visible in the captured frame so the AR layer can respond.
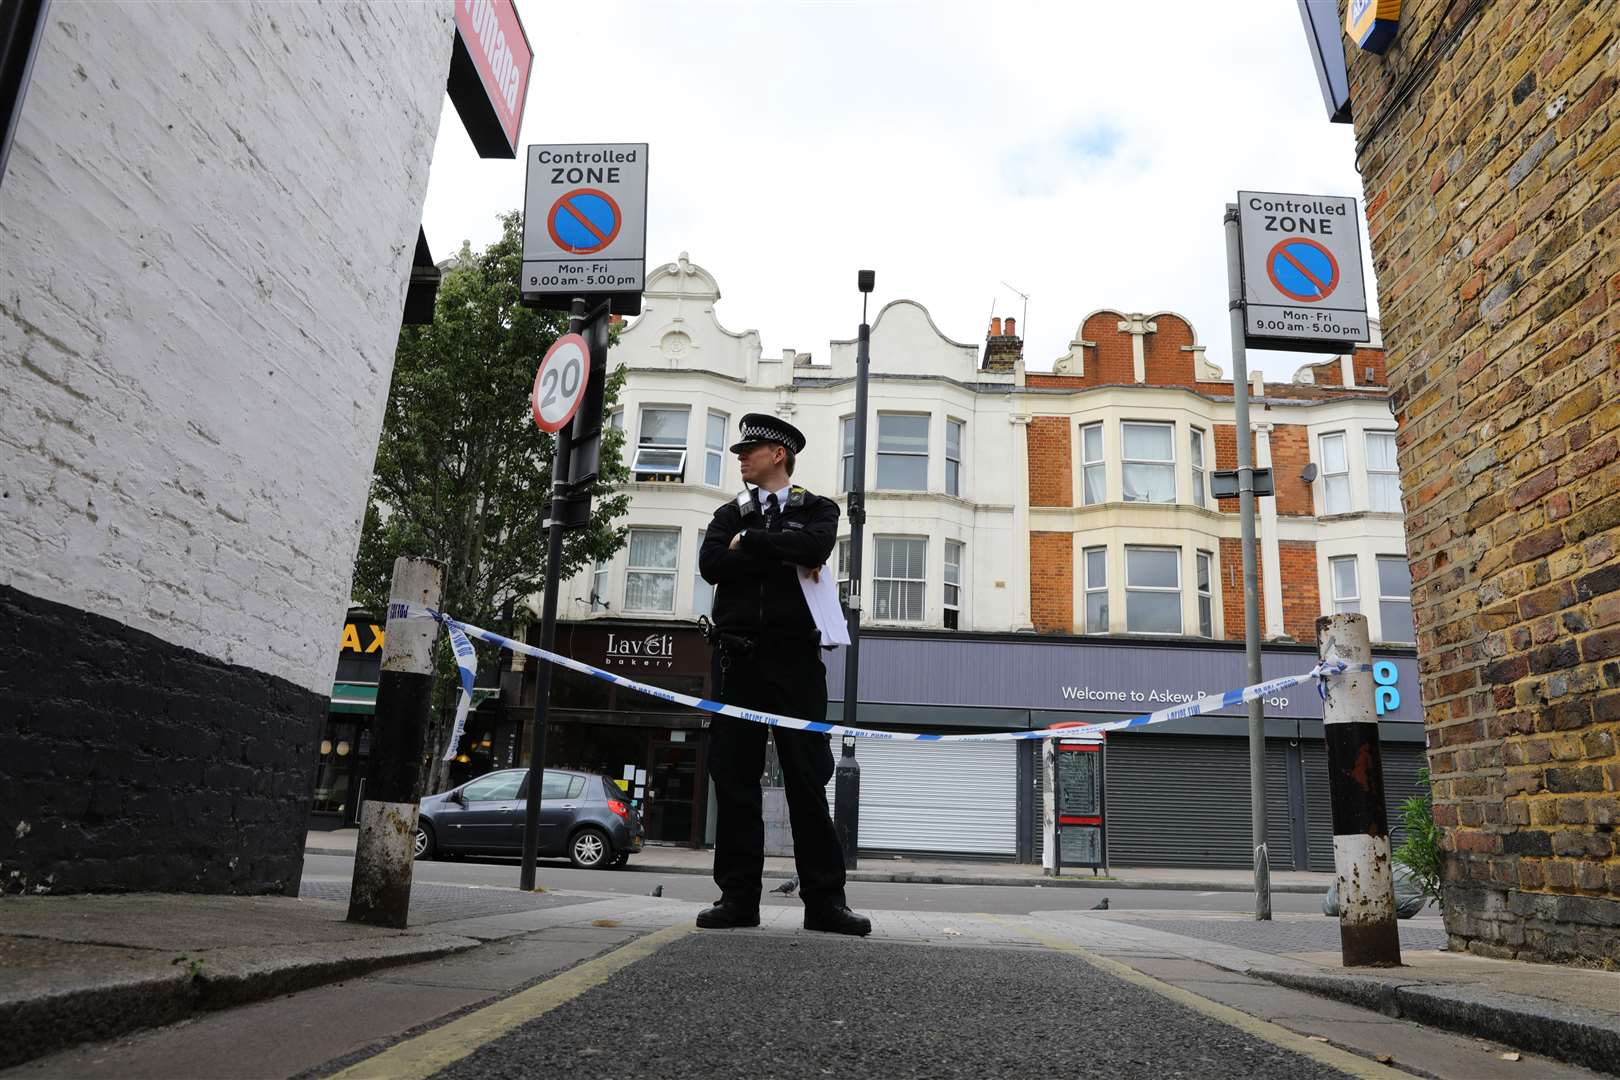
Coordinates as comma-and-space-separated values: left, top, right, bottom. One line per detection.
1265, 236, 1340, 303
547, 188, 622, 255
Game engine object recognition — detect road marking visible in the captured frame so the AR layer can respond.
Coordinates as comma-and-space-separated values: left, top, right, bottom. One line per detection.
325, 922, 692, 1080
980, 915, 1408, 1080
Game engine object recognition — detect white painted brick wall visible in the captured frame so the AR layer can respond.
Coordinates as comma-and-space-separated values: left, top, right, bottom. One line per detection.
0, 0, 454, 694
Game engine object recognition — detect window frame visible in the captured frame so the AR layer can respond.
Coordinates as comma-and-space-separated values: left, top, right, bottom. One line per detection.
1319, 431, 1350, 515
1080, 422, 1105, 506
945, 418, 964, 497
1329, 555, 1360, 614
875, 413, 930, 492
840, 417, 856, 493
623, 527, 680, 613
1083, 546, 1108, 634
590, 558, 610, 611
1124, 545, 1183, 635
635, 406, 690, 482
837, 537, 852, 607
943, 539, 963, 629
1196, 549, 1214, 638
1121, 420, 1177, 504
1190, 426, 1207, 509
692, 527, 715, 618
1365, 430, 1401, 513
704, 410, 728, 487
872, 535, 927, 623
1377, 555, 1414, 643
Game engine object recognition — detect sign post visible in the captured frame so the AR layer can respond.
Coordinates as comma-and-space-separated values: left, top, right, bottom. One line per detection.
1229, 189, 1369, 921
517, 145, 646, 890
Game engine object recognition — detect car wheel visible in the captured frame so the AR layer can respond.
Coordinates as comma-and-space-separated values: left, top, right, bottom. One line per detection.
569, 827, 610, 869
414, 822, 436, 861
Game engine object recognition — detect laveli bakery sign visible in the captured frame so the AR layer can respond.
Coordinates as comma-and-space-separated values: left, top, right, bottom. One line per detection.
602, 632, 677, 670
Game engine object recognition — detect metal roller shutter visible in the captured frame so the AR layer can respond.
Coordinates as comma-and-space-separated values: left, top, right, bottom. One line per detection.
1103, 735, 1297, 869
827, 740, 1016, 856
1303, 740, 1428, 872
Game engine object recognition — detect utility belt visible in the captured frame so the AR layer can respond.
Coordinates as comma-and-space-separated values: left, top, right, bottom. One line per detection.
698, 616, 819, 670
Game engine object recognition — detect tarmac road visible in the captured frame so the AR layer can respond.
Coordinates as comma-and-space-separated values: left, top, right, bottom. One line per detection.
426, 932, 1358, 1080
301, 852, 1336, 915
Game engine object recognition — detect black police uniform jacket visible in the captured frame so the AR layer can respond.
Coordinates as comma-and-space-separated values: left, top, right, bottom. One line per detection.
698, 485, 839, 638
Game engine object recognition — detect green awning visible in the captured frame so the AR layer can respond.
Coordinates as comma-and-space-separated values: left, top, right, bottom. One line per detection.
330, 682, 377, 714
328, 683, 500, 715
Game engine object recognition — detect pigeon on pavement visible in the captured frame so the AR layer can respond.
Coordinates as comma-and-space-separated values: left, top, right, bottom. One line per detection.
650, 885, 663, 897
770, 876, 799, 895
1091, 897, 1110, 910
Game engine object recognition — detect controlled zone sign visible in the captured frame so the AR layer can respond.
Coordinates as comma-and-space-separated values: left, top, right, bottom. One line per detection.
522, 143, 647, 315
532, 333, 590, 433
1237, 190, 1369, 354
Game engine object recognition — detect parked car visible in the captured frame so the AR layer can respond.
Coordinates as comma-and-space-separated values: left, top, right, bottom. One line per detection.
414, 768, 644, 869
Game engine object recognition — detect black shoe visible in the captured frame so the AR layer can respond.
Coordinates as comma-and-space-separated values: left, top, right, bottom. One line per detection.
696, 900, 761, 929
804, 905, 871, 936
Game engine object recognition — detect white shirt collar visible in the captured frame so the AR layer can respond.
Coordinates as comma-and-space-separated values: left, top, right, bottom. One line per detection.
756, 483, 791, 507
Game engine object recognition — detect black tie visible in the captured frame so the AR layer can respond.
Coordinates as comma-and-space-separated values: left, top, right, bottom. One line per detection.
765, 491, 781, 532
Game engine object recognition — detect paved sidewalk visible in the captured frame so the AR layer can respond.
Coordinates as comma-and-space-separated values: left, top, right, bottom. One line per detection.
305, 828, 1337, 893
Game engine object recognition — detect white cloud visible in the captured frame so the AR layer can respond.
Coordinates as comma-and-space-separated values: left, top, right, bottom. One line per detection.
422, 0, 1378, 381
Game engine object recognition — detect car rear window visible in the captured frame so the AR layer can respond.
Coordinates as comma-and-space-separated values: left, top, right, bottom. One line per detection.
568, 775, 586, 799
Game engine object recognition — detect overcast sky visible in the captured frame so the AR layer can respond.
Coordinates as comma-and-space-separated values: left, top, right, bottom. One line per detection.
421, 0, 1377, 381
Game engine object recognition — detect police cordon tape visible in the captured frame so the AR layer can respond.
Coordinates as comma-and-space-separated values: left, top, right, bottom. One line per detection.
387, 602, 1367, 754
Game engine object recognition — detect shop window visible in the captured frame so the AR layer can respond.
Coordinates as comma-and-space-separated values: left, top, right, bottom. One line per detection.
1196, 550, 1214, 638
624, 528, 679, 612
1330, 556, 1360, 614
873, 536, 926, 622
1320, 432, 1350, 514
876, 414, 928, 491
1190, 427, 1207, 509
705, 410, 728, 487
1366, 431, 1401, 513
1378, 555, 1414, 643
943, 540, 963, 629
1081, 422, 1104, 506
1084, 547, 1108, 633
1122, 422, 1175, 503
1125, 546, 1181, 634
634, 406, 688, 482
945, 419, 964, 497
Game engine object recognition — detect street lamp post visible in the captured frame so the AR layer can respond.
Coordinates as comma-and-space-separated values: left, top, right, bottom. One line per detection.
834, 269, 876, 869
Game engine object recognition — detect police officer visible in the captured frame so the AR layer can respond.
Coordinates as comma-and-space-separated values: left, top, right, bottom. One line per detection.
696, 413, 871, 936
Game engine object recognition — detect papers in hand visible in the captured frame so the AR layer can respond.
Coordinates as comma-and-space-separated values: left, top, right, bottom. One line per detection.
798, 565, 850, 647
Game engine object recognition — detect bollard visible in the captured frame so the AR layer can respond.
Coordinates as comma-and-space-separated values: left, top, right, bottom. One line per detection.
348, 557, 444, 928
1317, 612, 1402, 966
833, 736, 860, 869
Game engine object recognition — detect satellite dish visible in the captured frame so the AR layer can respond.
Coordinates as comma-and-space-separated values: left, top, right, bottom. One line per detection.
1300, 463, 1320, 484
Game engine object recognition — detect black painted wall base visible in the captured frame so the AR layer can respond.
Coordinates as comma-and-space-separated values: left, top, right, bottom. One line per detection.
0, 584, 325, 895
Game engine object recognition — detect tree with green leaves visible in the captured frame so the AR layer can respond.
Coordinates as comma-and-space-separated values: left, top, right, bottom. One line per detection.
351, 210, 630, 788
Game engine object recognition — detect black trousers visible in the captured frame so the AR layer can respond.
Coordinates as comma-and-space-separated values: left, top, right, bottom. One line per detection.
707, 643, 846, 910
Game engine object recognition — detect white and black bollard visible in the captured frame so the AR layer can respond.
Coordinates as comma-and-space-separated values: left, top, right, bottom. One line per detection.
347, 557, 444, 928
1317, 612, 1402, 966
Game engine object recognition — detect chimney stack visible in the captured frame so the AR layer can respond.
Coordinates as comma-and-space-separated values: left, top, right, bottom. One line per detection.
982, 314, 1022, 373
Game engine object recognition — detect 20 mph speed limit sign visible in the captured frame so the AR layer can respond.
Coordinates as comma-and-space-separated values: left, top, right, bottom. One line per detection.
532, 333, 590, 433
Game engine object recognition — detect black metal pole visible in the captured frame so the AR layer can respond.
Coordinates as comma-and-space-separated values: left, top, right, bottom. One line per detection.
519, 297, 583, 892
835, 273, 874, 869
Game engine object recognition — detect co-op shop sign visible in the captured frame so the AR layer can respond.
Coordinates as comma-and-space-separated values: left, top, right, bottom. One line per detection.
1237, 190, 1369, 353
1057, 662, 1408, 718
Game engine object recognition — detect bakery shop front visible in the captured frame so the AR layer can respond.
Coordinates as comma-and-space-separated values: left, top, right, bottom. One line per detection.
521, 619, 713, 846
